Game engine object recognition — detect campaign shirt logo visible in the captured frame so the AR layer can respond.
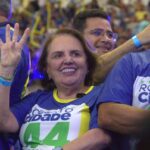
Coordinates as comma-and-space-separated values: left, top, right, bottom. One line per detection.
20, 104, 90, 149
25, 105, 72, 122
133, 76, 150, 109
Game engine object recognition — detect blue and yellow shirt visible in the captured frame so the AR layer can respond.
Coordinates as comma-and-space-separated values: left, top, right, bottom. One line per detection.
11, 85, 103, 150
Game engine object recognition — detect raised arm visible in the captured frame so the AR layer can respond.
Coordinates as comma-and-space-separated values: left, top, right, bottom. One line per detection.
93, 25, 150, 83
0, 23, 30, 133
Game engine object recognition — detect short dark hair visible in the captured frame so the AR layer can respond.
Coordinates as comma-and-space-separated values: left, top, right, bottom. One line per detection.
72, 9, 111, 32
38, 28, 98, 90
0, 0, 12, 19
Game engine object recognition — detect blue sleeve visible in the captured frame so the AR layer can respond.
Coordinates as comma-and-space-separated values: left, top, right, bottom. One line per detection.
96, 83, 104, 105
99, 54, 135, 105
11, 91, 41, 127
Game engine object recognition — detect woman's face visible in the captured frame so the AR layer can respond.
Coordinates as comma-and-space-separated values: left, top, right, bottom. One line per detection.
46, 34, 88, 88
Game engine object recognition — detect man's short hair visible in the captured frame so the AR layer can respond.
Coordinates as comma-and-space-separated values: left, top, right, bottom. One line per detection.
0, 0, 12, 19
72, 9, 111, 32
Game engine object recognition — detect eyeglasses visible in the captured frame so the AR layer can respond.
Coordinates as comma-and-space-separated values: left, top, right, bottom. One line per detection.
87, 28, 118, 41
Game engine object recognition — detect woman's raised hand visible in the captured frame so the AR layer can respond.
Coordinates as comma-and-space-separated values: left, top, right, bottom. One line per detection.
0, 23, 30, 77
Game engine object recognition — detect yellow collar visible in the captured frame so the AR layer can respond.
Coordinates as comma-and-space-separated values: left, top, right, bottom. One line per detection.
53, 86, 94, 103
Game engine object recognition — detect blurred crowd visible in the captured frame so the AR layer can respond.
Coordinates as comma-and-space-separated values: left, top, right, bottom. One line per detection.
10, 0, 150, 83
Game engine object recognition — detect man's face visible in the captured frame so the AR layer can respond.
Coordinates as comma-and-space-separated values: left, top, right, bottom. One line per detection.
83, 17, 117, 55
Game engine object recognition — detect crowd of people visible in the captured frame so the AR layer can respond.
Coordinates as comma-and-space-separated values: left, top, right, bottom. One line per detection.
9, 0, 150, 83
0, 0, 150, 150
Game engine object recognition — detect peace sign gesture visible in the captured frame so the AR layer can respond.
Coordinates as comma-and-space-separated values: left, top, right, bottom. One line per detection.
0, 23, 30, 78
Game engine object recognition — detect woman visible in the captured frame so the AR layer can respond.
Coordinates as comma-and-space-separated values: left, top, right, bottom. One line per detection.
0, 23, 110, 150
